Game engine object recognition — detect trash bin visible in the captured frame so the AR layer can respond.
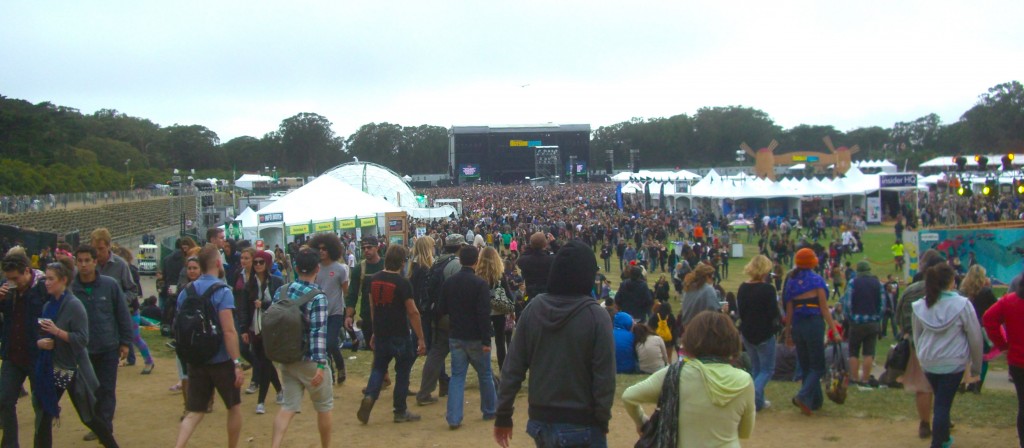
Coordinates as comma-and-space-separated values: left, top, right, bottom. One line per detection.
731, 243, 743, 258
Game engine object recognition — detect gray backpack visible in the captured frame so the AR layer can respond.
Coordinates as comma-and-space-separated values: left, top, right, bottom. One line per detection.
261, 283, 321, 364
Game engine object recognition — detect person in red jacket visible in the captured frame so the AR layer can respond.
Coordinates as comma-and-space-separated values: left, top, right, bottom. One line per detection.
982, 284, 1024, 446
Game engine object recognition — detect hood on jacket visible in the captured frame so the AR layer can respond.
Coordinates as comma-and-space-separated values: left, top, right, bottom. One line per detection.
613, 311, 634, 331
547, 240, 599, 296
912, 291, 969, 330
691, 359, 751, 407
530, 293, 602, 331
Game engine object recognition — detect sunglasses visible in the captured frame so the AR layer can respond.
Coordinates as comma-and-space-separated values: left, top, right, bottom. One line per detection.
254, 259, 266, 265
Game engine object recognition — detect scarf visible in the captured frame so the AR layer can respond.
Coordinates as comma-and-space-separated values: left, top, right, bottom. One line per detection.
33, 291, 65, 419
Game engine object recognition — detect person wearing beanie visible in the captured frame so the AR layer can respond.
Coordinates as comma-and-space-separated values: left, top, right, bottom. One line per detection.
783, 247, 840, 416
841, 260, 885, 387
494, 240, 615, 448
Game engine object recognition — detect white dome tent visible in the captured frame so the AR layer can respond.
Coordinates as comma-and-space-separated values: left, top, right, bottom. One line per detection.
323, 162, 417, 208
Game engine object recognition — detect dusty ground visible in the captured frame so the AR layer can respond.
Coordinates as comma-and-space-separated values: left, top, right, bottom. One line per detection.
7, 355, 1017, 448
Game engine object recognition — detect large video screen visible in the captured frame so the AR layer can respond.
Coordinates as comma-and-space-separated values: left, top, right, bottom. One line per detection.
565, 161, 587, 174
458, 163, 481, 178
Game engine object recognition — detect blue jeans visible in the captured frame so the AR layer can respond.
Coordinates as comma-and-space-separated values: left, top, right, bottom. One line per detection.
0, 361, 43, 448
925, 371, 962, 448
791, 315, 825, 410
743, 336, 777, 410
365, 335, 416, 414
89, 349, 121, 434
447, 338, 496, 426
526, 420, 607, 448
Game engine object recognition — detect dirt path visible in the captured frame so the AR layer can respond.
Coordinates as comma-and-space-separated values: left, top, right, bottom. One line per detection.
8, 360, 1016, 447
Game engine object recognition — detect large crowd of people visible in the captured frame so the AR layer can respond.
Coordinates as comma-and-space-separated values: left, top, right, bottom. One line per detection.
0, 180, 1021, 448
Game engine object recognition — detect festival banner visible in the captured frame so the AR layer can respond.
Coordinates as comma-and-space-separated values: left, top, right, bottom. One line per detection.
288, 224, 310, 235
338, 219, 356, 229
359, 217, 377, 227
314, 222, 334, 232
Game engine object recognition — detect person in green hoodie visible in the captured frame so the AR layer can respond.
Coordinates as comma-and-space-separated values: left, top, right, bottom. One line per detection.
622, 311, 755, 448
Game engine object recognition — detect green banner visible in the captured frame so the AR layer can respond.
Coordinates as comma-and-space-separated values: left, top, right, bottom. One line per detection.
288, 224, 310, 235
359, 217, 377, 227
338, 219, 356, 229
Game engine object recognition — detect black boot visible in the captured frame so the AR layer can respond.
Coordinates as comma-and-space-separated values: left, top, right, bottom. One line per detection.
357, 396, 375, 424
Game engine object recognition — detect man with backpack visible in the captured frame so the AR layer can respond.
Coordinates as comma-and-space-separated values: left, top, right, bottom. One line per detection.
71, 244, 133, 441
174, 245, 245, 448
415, 234, 465, 405
268, 247, 332, 448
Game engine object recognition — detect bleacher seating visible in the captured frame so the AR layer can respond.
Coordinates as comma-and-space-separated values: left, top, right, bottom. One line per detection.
0, 196, 201, 242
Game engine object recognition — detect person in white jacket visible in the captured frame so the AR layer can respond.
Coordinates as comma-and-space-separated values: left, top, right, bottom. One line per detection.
912, 263, 983, 448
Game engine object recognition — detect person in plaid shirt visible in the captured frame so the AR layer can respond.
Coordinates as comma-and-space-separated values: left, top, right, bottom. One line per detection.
269, 247, 332, 448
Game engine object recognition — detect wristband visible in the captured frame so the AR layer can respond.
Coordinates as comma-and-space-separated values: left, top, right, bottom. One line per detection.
317, 363, 325, 369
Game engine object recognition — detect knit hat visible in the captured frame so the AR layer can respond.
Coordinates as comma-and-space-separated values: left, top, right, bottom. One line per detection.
856, 260, 872, 274
547, 239, 599, 296
794, 248, 818, 269
254, 250, 273, 267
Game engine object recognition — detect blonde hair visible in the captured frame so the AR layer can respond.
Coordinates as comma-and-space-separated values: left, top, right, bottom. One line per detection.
90, 227, 112, 245
684, 263, 715, 292
744, 255, 773, 282
959, 264, 988, 300
475, 247, 504, 287
411, 236, 435, 278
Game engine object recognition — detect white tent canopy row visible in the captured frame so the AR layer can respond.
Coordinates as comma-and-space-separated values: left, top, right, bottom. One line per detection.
678, 167, 884, 200
610, 169, 701, 183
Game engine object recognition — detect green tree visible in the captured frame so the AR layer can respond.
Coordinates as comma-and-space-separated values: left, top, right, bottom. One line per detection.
344, 122, 405, 170
960, 81, 1024, 152
157, 125, 222, 171
278, 113, 342, 175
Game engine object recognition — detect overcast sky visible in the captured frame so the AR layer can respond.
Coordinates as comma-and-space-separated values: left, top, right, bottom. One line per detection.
3, 1, 1022, 142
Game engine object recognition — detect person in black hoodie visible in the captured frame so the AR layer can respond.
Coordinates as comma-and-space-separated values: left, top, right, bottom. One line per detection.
615, 266, 654, 322
494, 240, 615, 448
515, 233, 554, 302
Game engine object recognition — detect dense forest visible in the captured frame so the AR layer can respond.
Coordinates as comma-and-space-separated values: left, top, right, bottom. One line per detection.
0, 81, 1020, 194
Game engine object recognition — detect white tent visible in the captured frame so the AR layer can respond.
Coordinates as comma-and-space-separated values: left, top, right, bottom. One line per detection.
234, 173, 274, 190
234, 207, 259, 228
254, 175, 402, 227
610, 169, 701, 183
407, 206, 458, 219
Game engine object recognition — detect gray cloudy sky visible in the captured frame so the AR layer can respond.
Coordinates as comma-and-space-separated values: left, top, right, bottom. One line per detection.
3, 1, 1022, 141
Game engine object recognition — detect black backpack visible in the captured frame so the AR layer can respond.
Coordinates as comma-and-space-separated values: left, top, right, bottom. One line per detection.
175, 283, 228, 365
423, 255, 456, 315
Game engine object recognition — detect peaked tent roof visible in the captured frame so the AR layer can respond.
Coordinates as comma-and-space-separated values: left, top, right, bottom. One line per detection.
253, 175, 401, 227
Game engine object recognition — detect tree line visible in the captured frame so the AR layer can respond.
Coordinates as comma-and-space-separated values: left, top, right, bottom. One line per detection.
0, 81, 1020, 194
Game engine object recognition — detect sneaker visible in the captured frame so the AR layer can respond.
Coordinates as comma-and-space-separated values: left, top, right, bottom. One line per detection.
255, 403, 266, 415
416, 396, 438, 406
276, 391, 285, 405
919, 420, 932, 439
393, 411, 421, 423
245, 382, 257, 395
942, 436, 954, 448
758, 400, 772, 412
867, 375, 879, 388
166, 341, 176, 349
83, 432, 98, 441
448, 423, 461, 430
357, 397, 375, 424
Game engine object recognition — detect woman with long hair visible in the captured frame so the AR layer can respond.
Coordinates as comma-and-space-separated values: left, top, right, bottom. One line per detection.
783, 248, 840, 416
244, 250, 284, 414
912, 263, 983, 448
633, 323, 668, 374
982, 268, 1024, 446
170, 255, 202, 413
654, 275, 670, 303
235, 247, 257, 394
112, 246, 154, 374
409, 237, 435, 351
476, 247, 513, 370
737, 254, 780, 411
959, 264, 997, 392
35, 259, 119, 447
622, 311, 754, 447
678, 264, 721, 334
